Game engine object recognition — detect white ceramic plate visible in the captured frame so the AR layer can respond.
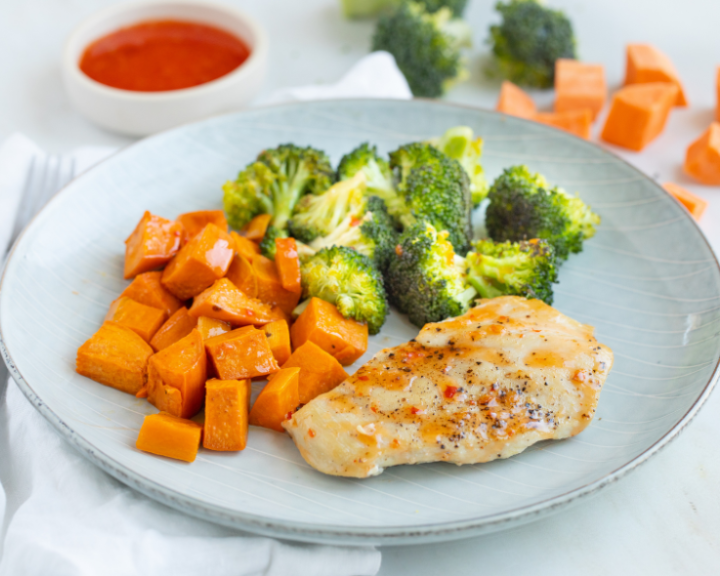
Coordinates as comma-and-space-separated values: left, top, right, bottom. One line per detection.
2, 100, 719, 546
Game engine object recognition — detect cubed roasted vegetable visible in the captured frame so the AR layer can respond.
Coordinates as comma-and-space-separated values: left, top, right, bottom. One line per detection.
124, 211, 184, 279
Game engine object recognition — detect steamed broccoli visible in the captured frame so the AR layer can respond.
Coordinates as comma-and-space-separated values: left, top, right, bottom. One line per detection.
488, 0, 576, 89
390, 142, 472, 255
429, 126, 489, 207
372, 2, 471, 98
341, 0, 469, 19
300, 246, 389, 334
223, 144, 335, 231
485, 165, 600, 261
258, 226, 288, 260
385, 221, 477, 327
466, 238, 557, 304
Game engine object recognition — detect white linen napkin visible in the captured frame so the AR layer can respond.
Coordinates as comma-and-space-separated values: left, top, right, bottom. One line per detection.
0, 51, 411, 576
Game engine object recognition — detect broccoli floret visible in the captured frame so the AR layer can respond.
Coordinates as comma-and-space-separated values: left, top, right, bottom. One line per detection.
385, 221, 477, 327
300, 246, 389, 335
488, 0, 577, 89
390, 142, 472, 255
341, 0, 468, 18
466, 238, 557, 304
372, 2, 471, 98
429, 126, 489, 207
258, 226, 288, 260
223, 144, 335, 231
485, 165, 600, 261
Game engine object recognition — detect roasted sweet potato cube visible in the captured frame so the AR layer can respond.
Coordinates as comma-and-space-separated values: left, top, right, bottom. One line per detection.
253, 255, 301, 314
279, 341, 348, 404
249, 368, 300, 433
196, 316, 232, 340
177, 210, 228, 243
161, 223, 234, 300
121, 271, 182, 317
263, 320, 292, 366
230, 231, 261, 262
225, 254, 258, 298
105, 296, 168, 343
242, 214, 271, 242
136, 412, 203, 463
290, 297, 367, 366
205, 326, 279, 380
147, 329, 207, 418
76, 322, 154, 395
150, 307, 197, 352
188, 278, 280, 327
274, 238, 302, 294
124, 211, 184, 279
203, 379, 250, 451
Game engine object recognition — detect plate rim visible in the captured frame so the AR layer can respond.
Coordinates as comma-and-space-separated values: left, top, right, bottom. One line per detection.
2, 98, 719, 545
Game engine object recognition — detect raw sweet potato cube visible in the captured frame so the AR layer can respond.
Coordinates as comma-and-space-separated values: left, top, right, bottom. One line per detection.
177, 210, 228, 243
624, 44, 687, 106
188, 278, 281, 327
249, 368, 300, 433
495, 81, 536, 119
136, 412, 203, 463
124, 211, 184, 279
533, 109, 592, 140
105, 296, 168, 343
263, 319, 292, 366
684, 123, 720, 185
150, 307, 198, 352
197, 316, 232, 340
147, 329, 207, 419
290, 297, 367, 366
601, 83, 678, 151
554, 59, 607, 120
253, 255, 301, 314
662, 182, 708, 221
278, 341, 348, 404
230, 231, 261, 262
204, 326, 279, 380
121, 271, 182, 317
225, 254, 258, 298
242, 214, 271, 242
76, 321, 154, 395
274, 238, 302, 294
161, 223, 234, 300
203, 379, 250, 451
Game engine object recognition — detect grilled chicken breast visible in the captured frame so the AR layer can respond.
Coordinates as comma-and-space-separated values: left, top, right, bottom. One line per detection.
283, 296, 614, 478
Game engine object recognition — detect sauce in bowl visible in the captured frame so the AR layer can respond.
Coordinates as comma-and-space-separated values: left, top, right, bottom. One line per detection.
79, 20, 251, 92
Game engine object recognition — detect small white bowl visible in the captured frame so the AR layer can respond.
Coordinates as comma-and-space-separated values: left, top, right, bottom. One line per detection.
62, 0, 268, 136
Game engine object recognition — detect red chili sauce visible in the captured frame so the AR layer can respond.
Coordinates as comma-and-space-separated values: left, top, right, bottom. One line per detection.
79, 20, 251, 92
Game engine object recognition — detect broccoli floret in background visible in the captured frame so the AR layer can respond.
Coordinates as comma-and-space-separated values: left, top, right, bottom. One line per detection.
488, 0, 576, 89
300, 246, 389, 335
390, 142, 472, 255
466, 238, 558, 304
258, 225, 288, 260
223, 144, 335, 231
372, 2, 472, 98
385, 221, 477, 327
485, 165, 600, 261
340, 0, 468, 19
429, 126, 489, 207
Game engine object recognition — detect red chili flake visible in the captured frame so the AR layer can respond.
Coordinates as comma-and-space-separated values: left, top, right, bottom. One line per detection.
444, 386, 459, 399
358, 375, 369, 381
284, 411, 294, 420
410, 406, 425, 415
308, 429, 316, 438
350, 216, 361, 227
370, 406, 378, 413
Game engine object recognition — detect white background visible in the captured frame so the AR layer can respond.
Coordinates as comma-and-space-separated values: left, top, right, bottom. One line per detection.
1, 0, 720, 573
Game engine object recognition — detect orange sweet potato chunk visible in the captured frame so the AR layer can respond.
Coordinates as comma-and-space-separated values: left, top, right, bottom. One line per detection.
76, 321, 154, 395
533, 109, 592, 140
105, 296, 167, 343
203, 379, 250, 451
290, 297, 367, 366
263, 320, 292, 366
205, 326, 279, 380
136, 412, 203, 463
242, 214, 271, 242
684, 123, 720, 185
274, 238, 302, 294
147, 329, 207, 419
121, 271, 182, 318
188, 278, 280, 327
279, 341, 348, 404
197, 316, 232, 340
150, 307, 197, 352
225, 254, 259, 298
601, 83, 678, 151
249, 368, 300, 433
253, 255, 301, 314
624, 44, 687, 106
161, 223, 234, 300
231, 231, 261, 262
662, 182, 708, 221
177, 210, 228, 242
124, 211, 184, 279
554, 59, 607, 120
495, 81, 536, 119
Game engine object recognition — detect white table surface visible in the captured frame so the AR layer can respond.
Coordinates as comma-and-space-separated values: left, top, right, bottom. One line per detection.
2, 0, 720, 573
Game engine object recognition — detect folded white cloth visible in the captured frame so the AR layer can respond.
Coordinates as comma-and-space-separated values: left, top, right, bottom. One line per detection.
0, 51, 411, 576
